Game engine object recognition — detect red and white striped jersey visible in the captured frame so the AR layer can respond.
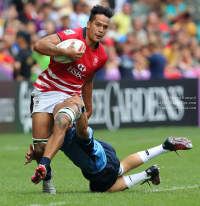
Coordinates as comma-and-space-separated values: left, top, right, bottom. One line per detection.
34, 27, 108, 96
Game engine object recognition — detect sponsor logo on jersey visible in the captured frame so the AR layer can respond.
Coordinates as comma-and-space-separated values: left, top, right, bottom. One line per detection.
93, 55, 99, 66
77, 64, 86, 72
67, 66, 86, 79
63, 29, 75, 35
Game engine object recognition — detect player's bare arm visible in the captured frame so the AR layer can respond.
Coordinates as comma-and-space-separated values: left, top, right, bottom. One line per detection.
82, 73, 96, 119
33, 34, 84, 61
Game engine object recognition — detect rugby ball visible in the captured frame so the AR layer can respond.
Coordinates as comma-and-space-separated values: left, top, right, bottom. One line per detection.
53, 39, 86, 64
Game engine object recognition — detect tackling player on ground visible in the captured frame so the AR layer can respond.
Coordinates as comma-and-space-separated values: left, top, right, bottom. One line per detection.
30, 5, 114, 191
26, 94, 193, 193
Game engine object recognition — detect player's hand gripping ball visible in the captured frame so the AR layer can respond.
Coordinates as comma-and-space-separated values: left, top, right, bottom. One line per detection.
53, 39, 86, 63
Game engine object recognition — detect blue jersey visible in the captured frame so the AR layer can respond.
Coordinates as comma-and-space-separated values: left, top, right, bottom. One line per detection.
60, 126, 107, 174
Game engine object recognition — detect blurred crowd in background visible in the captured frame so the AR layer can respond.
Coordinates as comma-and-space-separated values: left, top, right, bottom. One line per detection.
1, 0, 200, 82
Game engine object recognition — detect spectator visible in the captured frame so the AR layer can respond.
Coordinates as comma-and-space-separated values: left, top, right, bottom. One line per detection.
112, 2, 132, 36
141, 45, 150, 58
189, 37, 198, 58
38, 20, 56, 38
18, 2, 37, 23
157, 12, 170, 45
14, 31, 35, 81
82, 0, 101, 10
105, 22, 119, 41
26, 20, 37, 35
193, 46, 200, 68
52, 0, 73, 9
146, 12, 161, 43
147, 43, 166, 79
178, 46, 196, 78
31, 53, 50, 82
165, 0, 187, 24
70, 1, 89, 29
30, 33, 40, 50
4, 4, 18, 21
104, 46, 121, 81
163, 40, 180, 72
56, 8, 72, 32
176, 30, 190, 47
118, 43, 134, 79
0, 29, 15, 80
80, 2, 90, 15
0, 28, 18, 58
101, 0, 110, 8
35, 3, 52, 32
114, 0, 126, 13
132, 49, 150, 80
105, 0, 115, 10
126, 32, 140, 51
1, 0, 200, 82
131, 0, 150, 24
105, 22, 126, 43
172, 12, 196, 37
163, 40, 182, 79
129, 18, 148, 46
193, 46, 200, 78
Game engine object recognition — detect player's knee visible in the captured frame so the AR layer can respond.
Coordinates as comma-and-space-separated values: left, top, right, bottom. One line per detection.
54, 107, 77, 127
54, 113, 70, 130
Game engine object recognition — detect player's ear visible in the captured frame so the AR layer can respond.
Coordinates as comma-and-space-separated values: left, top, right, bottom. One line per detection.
87, 21, 90, 28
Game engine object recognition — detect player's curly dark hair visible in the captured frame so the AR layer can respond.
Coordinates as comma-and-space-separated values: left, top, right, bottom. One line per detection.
89, 5, 114, 22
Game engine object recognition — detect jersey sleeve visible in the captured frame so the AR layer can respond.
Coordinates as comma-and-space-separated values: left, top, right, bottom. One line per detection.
94, 44, 108, 72
57, 28, 81, 42
96, 52, 108, 72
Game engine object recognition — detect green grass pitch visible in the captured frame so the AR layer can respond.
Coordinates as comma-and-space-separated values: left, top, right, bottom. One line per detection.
0, 127, 199, 206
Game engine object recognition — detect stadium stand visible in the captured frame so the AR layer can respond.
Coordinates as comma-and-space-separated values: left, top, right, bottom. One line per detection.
1, 0, 200, 81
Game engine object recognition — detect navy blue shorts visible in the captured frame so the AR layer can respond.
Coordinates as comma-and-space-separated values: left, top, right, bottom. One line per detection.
82, 140, 120, 192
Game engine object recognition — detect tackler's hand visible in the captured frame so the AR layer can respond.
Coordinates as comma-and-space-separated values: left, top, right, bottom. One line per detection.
24, 144, 35, 165
64, 93, 84, 107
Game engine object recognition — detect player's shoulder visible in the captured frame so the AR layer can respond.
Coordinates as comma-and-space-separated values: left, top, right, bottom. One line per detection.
98, 43, 107, 58
62, 27, 81, 34
59, 27, 83, 39
98, 43, 108, 60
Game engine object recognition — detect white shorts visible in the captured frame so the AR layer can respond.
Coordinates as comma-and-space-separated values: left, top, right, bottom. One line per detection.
30, 89, 71, 117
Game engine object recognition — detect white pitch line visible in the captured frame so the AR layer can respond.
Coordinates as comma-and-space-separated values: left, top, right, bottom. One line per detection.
143, 184, 199, 193
27, 202, 66, 206
4, 146, 20, 151
26, 185, 199, 206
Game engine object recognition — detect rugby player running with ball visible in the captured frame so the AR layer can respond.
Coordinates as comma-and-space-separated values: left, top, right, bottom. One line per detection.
30, 5, 114, 193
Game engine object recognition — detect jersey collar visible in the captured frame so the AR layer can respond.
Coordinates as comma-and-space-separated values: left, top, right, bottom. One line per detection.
82, 27, 99, 49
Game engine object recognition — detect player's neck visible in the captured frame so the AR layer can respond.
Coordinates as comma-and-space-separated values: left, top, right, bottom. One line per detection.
86, 33, 97, 49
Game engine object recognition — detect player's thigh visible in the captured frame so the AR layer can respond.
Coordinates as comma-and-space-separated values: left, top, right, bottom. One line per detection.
32, 112, 54, 139
32, 113, 54, 151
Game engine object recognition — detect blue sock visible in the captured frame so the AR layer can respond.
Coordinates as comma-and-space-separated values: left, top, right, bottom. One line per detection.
44, 166, 52, 181
39, 157, 52, 181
